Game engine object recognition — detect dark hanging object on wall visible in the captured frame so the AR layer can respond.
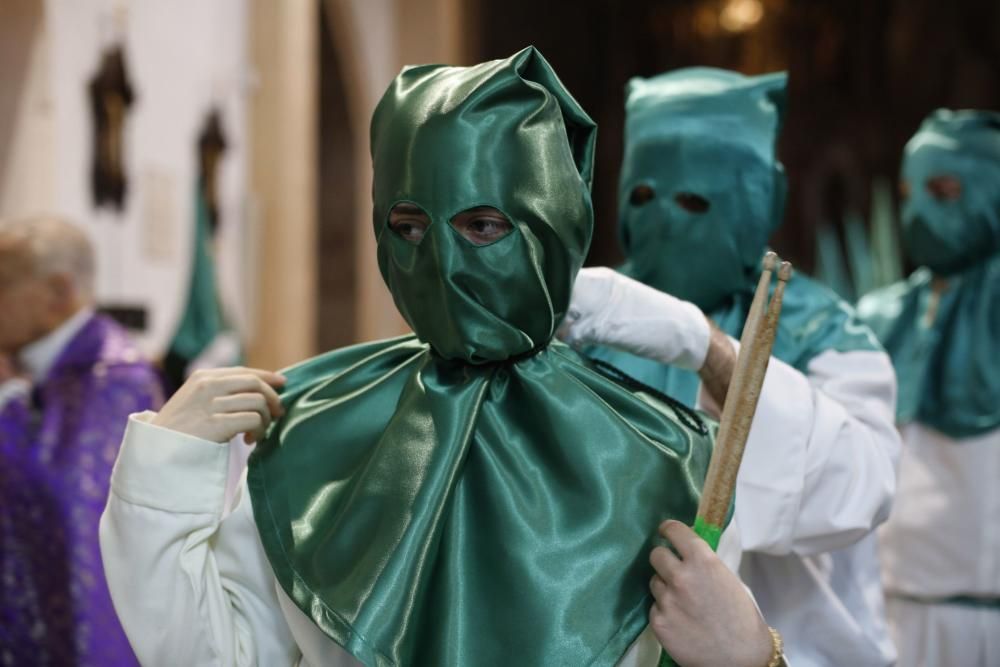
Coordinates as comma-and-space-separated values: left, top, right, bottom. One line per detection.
161, 106, 237, 395
89, 44, 135, 211
197, 108, 228, 235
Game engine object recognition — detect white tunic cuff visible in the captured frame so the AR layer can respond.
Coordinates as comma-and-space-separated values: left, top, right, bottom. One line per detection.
110, 412, 231, 515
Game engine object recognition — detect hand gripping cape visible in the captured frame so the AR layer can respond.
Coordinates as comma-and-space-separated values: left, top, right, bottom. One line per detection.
593, 68, 879, 403
858, 110, 1000, 438
247, 47, 718, 666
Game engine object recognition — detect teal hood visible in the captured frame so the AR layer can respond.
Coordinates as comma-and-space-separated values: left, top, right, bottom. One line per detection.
900, 109, 1000, 275
859, 109, 1000, 438
594, 67, 879, 411
618, 68, 787, 312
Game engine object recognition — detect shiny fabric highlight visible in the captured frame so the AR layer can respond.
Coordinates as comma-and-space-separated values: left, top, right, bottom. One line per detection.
248, 47, 719, 666
250, 337, 716, 666
372, 47, 595, 363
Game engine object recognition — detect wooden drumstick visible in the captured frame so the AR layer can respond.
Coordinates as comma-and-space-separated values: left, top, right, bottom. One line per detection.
693, 254, 792, 549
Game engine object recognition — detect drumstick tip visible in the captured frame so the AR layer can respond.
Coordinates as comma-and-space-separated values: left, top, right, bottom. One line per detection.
778, 261, 793, 282
762, 251, 779, 271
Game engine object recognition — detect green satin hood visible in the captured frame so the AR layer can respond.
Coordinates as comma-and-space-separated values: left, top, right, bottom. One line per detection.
900, 109, 1000, 276
373, 46, 596, 363
858, 109, 1000, 438
618, 68, 787, 312
249, 47, 719, 667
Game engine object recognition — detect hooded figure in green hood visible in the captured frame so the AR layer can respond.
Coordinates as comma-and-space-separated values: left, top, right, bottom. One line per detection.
94, 48, 780, 667
859, 109, 1000, 667
593, 68, 879, 395
562, 68, 901, 666
246, 47, 720, 667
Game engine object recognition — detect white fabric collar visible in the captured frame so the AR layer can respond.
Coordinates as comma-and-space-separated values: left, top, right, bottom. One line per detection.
19, 307, 95, 381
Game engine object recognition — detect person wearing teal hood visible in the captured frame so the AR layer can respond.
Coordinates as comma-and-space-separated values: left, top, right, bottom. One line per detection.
561, 68, 901, 666
97, 49, 782, 667
857, 109, 1000, 667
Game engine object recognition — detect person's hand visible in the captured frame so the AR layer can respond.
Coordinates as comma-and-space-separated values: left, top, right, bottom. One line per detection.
558, 267, 711, 371
649, 520, 774, 667
151, 367, 287, 444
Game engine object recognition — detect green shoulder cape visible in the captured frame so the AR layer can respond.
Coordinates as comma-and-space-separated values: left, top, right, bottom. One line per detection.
249, 336, 716, 666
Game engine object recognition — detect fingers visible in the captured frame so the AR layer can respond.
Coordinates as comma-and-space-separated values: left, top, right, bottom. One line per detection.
197, 366, 287, 386
649, 545, 681, 581
648, 603, 670, 638
660, 520, 712, 562
649, 574, 670, 605
219, 412, 267, 443
187, 367, 288, 444
216, 376, 284, 417
191, 366, 286, 394
191, 368, 286, 418
212, 380, 285, 418
215, 393, 271, 431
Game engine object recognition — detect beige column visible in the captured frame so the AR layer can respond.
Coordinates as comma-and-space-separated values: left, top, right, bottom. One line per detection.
323, 0, 472, 344
247, 0, 318, 369
0, 0, 54, 218
397, 0, 472, 67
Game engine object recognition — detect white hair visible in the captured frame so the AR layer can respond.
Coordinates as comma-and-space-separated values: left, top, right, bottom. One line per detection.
0, 215, 96, 298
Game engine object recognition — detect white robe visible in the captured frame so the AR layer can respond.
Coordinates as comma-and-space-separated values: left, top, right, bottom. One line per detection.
879, 423, 1000, 666
700, 346, 900, 667
99, 346, 896, 666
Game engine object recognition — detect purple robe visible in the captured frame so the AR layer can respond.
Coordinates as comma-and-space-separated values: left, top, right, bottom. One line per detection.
0, 314, 163, 666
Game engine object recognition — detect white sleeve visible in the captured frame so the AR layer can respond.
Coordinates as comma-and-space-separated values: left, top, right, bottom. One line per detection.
99, 413, 299, 666
702, 347, 901, 556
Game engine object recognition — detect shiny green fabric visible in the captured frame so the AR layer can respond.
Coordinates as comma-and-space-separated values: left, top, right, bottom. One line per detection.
167, 188, 227, 362
593, 68, 879, 405
858, 110, 1000, 438
373, 48, 594, 363
248, 47, 719, 667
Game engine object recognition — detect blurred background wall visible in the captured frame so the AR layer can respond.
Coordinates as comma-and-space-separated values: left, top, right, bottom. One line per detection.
1, 0, 997, 372
473, 0, 1000, 273
1, 0, 251, 358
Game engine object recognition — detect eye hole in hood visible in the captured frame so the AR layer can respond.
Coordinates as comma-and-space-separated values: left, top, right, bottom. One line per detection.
925, 175, 962, 202
674, 192, 711, 214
